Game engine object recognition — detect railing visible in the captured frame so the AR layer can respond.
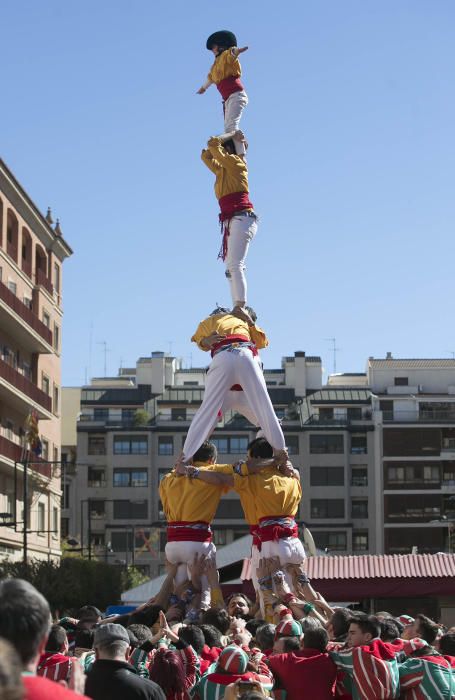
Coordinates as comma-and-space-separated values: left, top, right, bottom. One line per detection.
35, 269, 54, 296
0, 435, 52, 478
383, 410, 455, 423
87, 480, 107, 488
0, 278, 53, 345
0, 357, 52, 411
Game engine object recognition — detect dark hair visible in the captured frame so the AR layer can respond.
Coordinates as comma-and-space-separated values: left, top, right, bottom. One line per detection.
330, 608, 352, 640
128, 605, 164, 627
179, 625, 205, 655
255, 624, 275, 652
77, 605, 101, 621
193, 441, 217, 464
0, 638, 24, 700
304, 627, 329, 652
127, 629, 139, 648
415, 614, 438, 645
226, 593, 252, 617
279, 637, 300, 652
439, 633, 455, 656
245, 306, 257, 323
350, 615, 381, 640
301, 617, 323, 633
380, 619, 401, 642
210, 305, 230, 316
127, 624, 152, 645
201, 608, 230, 635
247, 437, 273, 459
74, 628, 95, 649
223, 139, 236, 155
149, 648, 186, 694
0, 578, 51, 664
245, 619, 266, 637
198, 624, 222, 649
46, 624, 67, 652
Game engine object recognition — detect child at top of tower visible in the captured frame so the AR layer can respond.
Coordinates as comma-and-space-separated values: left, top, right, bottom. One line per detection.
197, 30, 249, 154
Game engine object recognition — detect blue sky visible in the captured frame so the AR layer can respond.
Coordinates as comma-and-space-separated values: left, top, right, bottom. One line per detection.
2, 1, 454, 384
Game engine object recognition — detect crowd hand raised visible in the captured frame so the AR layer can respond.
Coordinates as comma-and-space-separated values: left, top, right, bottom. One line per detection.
59, 659, 86, 695
312, 595, 335, 618
188, 552, 206, 589
279, 460, 298, 478
204, 556, 220, 586
233, 129, 245, 142
201, 332, 226, 349
272, 570, 292, 599
165, 559, 179, 578
230, 306, 254, 325
174, 452, 187, 475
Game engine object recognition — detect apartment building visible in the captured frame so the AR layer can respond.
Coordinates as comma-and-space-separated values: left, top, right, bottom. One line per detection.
0, 158, 72, 561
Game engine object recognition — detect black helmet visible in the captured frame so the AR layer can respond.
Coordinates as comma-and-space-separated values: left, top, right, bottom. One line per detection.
206, 31, 237, 50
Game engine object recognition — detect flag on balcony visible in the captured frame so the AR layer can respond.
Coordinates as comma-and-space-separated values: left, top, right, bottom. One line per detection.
26, 409, 42, 457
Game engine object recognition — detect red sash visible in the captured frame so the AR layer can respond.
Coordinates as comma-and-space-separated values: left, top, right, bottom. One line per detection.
258, 515, 298, 545
216, 76, 244, 101
167, 521, 211, 542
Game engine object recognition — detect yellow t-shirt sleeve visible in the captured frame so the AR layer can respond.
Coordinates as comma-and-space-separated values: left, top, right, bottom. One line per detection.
191, 318, 213, 350
249, 324, 268, 349
233, 472, 250, 493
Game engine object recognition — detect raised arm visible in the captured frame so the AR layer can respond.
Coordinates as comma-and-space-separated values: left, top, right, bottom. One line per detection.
207, 137, 246, 173
197, 77, 214, 94
201, 148, 221, 175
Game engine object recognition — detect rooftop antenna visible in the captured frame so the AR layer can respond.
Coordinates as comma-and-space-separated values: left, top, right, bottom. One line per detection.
97, 341, 110, 376
325, 337, 340, 374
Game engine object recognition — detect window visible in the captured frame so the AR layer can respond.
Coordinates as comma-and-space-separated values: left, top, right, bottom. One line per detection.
275, 408, 286, 419
41, 374, 50, 396
310, 467, 344, 486
158, 436, 174, 456
53, 323, 60, 351
53, 385, 59, 415
61, 517, 69, 538
211, 436, 249, 455
122, 408, 136, 422
394, 377, 409, 386
37, 502, 45, 533
88, 467, 106, 487
213, 530, 227, 546
171, 408, 187, 421
159, 469, 171, 482
63, 483, 70, 509
310, 434, 344, 454
53, 262, 60, 293
113, 469, 148, 487
353, 531, 369, 551
388, 465, 440, 484
310, 499, 345, 519
42, 311, 50, 328
286, 435, 299, 455
350, 434, 367, 454
110, 531, 130, 551
8, 280, 17, 295
89, 500, 106, 518
94, 408, 109, 421
347, 407, 362, 420
351, 468, 368, 487
52, 507, 58, 536
314, 531, 347, 551
23, 296, 32, 309
352, 500, 368, 519
113, 500, 148, 519
114, 436, 148, 455
214, 500, 244, 519
91, 533, 105, 547
88, 436, 106, 455
42, 440, 49, 460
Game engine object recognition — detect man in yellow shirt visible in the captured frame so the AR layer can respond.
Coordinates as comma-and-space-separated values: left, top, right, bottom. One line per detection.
197, 30, 249, 155
180, 307, 287, 465
201, 134, 257, 309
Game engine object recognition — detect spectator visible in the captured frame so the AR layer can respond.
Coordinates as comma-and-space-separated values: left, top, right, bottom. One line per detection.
73, 630, 96, 674
37, 624, 78, 683
254, 624, 275, 656
399, 643, 455, 699
198, 625, 223, 674
268, 627, 337, 700
195, 645, 271, 700
380, 618, 401, 643
326, 608, 351, 643
85, 623, 165, 700
0, 638, 24, 700
272, 637, 300, 654
272, 620, 302, 654
201, 608, 231, 637
245, 619, 266, 639
440, 633, 455, 664
402, 614, 438, 646
178, 625, 205, 656
127, 625, 153, 647
0, 578, 88, 699
226, 594, 252, 620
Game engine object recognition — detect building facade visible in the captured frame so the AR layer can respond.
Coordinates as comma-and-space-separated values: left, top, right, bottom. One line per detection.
0, 158, 72, 561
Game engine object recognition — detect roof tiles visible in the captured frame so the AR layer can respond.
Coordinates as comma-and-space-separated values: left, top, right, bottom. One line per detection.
305, 554, 455, 580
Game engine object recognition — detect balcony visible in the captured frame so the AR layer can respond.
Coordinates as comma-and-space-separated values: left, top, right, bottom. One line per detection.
35, 269, 54, 296
0, 435, 52, 478
0, 357, 52, 417
7, 240, 18, 263
21, 259, 32, 279
383, 410, 455, 423
0, 278, 53, 351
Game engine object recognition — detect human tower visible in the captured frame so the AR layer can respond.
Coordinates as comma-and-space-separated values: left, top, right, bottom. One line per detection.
160, 32, 306, 614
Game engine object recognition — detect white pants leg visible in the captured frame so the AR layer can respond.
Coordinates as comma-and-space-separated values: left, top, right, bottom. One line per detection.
261, 537, 306, 590
206, 364, 262, 437
165, 540, 216, 609
182, 352, 236, 460
225, 215, 257, 305
223, 90, 248, 154
235, 350, 286, 450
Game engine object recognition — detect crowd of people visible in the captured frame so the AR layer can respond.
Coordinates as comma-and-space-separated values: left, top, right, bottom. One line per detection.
1, 554, 455, 700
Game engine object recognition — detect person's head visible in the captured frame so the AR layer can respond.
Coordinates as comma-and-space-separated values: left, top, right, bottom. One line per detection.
247, 437, 273, 459
301, 616, 323, 634
45, 624, 68, 654
402, 614, 438, 645
0, 578, 51, 668
439, 633, 455, 657
201, 608, 231, 635
77, 605, 101, 629
179, 625, 205, 655
210, 305, 230, 317
273, 637, 301, 654
245, 619, 266, 639
223, 139, 236, 155
149, 648, 185, 691
273, 619, 302, 652
199, 624, 223, 649
303, 627, 329, 653
206, 30, 237, 56
245, 307, 257, 323
227, 594, 251, 619
127, 624, 152, 646
327, 607, 352, 641
93, 624, 130, 661
0, 638, 24, 700
216, 645, 249, 674
347, 615, 381, 648
192, 441, 217, 465
74, 628, 95, 650
255, 624, 276, 652
380, 618, 401, 642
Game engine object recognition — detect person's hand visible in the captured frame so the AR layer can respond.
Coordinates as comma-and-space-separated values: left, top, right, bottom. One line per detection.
188, 552, 206, 590
234, 129, 245, 142
201, 332, 226, 349
174, 577, 191, 598
165, 559, 179, 578
237, 46, 249, 55
267, 556, 282, 576
279, 460, 298, 478
159, 610, 172, 635
230, 616, 247, 634
231, 306, 254, 325
197, 86, 206, 94
174, 452, 188, 475
233, 629, 252, 646
61, 659, 86, 694
204, 556, 220, 586
166, 603, 184, 623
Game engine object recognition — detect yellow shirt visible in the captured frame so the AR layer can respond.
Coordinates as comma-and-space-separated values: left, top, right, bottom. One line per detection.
208, 49, 242, 84
201, 138, 249, 201
191, 313, 268, 352
159, 463, 233, 523
233, 467, 302, 524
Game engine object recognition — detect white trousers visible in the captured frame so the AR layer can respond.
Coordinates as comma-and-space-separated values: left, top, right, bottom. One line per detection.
225, 214, 257, 305
261, 536, 306, 590
165, 540, 216, 609
222, 90, 248, 155
182, 348, 286, 460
